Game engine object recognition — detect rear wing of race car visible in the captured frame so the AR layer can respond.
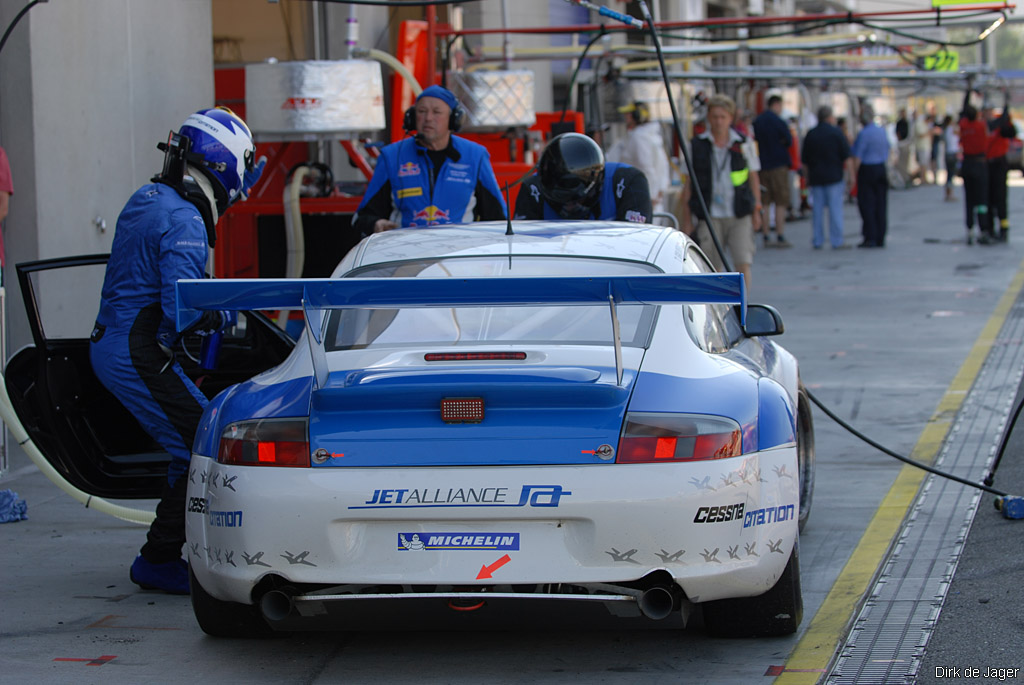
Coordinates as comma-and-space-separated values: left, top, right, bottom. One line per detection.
176, 273, 745, 388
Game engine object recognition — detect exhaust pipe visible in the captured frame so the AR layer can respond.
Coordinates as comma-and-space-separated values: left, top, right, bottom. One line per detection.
638, 586, 674, 620
260, 589, 295, 622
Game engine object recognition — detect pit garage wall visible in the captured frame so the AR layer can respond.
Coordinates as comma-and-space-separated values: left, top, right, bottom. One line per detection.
0, 0, 214, 355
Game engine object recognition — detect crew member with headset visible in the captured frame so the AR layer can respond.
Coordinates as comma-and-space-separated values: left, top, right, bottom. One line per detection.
90, 107, 265, 594
513, 132, 652, 223
353, 85, 507, 235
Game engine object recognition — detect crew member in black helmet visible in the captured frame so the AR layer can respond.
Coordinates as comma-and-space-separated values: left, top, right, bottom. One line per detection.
514, 132, 652, 222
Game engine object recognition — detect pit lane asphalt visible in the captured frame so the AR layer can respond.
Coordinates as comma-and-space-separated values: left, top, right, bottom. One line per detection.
1, 177, 1023, 685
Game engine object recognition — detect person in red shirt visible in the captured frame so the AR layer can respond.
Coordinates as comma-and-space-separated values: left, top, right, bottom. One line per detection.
0, 144, 13, 281
958, 91, 989, 245
981, 91, 1015, 243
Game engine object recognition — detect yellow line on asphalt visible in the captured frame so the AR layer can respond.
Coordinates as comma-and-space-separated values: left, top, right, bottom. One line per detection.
774, 260, 1024, 685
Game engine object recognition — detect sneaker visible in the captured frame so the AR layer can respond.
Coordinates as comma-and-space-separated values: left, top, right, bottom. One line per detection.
130, 555, 189, 595
776, 236, 793, 248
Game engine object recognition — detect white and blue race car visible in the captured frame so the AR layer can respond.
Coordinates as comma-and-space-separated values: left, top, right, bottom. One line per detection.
175, 221, 814, 638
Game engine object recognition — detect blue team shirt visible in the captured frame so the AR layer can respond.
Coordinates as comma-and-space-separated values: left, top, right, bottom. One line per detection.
355, 135, 506, 228
851, 123, 891, 165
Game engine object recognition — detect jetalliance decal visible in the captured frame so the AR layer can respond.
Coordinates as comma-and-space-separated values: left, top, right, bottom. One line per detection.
350, 485, 571, 509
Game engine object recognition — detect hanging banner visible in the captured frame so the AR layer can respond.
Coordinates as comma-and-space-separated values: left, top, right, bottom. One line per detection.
923, 50, 959, 72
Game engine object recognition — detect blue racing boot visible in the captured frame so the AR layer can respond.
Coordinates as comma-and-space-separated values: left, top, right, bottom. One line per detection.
130, 555, 189, 595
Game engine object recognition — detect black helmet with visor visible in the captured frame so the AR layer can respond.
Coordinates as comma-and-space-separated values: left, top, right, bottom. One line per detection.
538, 133, 605, 219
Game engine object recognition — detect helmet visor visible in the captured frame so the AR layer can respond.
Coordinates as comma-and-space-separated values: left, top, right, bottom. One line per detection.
543, 174, 596, 207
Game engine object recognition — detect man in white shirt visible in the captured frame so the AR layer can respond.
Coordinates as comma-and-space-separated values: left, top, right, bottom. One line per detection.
607, 101, 671, 213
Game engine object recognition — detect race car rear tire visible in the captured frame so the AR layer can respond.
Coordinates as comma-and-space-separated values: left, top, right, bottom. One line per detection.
701, 538, 803, 638
796, 383, 816, 532
189, 568, 274, 638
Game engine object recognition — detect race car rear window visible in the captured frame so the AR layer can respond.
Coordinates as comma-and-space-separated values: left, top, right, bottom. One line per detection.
324, 256, 659, 351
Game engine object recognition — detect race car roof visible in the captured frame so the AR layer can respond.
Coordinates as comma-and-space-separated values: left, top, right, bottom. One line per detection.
347, 221, 674, 271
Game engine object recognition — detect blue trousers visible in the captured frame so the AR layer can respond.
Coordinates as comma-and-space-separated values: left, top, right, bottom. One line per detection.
811, 181, 845, 248
90, 303, 207, 562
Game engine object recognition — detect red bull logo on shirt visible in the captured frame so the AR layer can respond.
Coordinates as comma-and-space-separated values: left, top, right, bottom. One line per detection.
398, 162, 420, 177
411, 206, 451, 225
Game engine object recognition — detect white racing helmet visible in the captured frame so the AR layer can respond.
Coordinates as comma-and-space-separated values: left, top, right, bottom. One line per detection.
177, 107, 256, 212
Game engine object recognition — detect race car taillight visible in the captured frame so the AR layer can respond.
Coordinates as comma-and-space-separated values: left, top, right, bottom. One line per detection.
616, 413, 742, 463
425, 352, 527, 361
218, 419, 310, 467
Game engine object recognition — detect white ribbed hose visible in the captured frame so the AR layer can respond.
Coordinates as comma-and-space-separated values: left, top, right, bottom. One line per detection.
0, 371, 155, 525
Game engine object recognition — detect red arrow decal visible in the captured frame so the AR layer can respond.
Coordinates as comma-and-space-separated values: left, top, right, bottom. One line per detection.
476, 554, 511, 579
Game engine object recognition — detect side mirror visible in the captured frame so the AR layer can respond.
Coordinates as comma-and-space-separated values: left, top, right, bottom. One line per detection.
741, 303, 785, 337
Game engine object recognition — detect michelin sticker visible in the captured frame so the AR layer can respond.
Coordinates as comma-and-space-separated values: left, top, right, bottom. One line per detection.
398, 533, 520, 551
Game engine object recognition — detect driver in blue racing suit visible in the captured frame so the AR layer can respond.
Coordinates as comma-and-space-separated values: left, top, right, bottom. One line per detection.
89, 108, 264, 594
514, 132, 652, 223
353, 85, 507, 235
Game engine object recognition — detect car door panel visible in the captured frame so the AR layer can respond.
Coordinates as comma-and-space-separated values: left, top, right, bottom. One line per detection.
4, 255, 295, 499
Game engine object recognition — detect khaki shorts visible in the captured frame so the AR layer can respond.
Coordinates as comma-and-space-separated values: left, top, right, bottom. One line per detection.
696, 215, 756, 270
760, 166, 790, 207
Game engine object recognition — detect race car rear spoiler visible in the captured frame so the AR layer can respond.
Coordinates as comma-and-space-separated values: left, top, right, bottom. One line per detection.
176, 274, 745, 388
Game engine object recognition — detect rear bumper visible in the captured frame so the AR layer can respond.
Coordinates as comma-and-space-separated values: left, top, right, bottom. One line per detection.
186, 447, 799, 607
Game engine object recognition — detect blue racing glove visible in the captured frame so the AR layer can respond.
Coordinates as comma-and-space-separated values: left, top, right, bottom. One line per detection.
241, 155, 267, 201
189, 309, 236, 337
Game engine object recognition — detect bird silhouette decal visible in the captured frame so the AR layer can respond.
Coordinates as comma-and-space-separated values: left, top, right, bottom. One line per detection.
605, 548, 640, 564
655, 549, 685, 563
689, 476, 716, 492
281, 550, 317, 566
700, 548, 721, 563
242, 551, 271, 567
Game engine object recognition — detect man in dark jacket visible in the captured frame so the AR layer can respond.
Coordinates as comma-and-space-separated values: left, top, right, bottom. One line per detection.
753, 94, 793, 248
801, 105, 851, 249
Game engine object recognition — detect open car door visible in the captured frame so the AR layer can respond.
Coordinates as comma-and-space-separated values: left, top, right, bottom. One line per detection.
3, 255, 295, 499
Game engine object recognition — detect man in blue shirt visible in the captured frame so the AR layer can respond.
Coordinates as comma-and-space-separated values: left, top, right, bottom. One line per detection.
353, 85, 506, 235
753, 95, 794, 248
850, 105, 892, 248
